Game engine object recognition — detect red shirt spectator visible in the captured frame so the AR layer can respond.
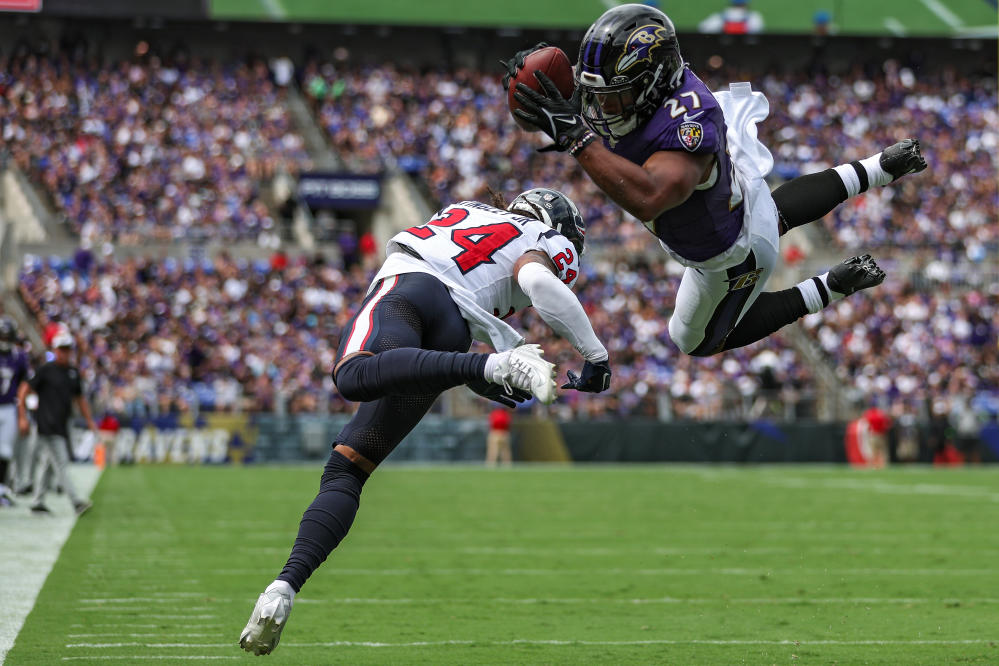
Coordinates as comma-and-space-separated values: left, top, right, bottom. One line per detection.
489, 408, 511, 432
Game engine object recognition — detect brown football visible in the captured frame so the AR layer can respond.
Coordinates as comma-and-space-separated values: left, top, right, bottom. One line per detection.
507, 46, 575, 131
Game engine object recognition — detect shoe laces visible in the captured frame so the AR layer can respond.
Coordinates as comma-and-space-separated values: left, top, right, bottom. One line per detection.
507, 354, 537, 391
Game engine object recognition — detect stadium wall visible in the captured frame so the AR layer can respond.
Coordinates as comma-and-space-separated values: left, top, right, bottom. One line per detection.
241, 415, 997, 465
81, 413, 999, 465
1, 15, 993, 74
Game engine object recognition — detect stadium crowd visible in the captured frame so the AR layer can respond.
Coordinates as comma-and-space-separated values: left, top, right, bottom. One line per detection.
18, 245, 997, 425
305, 59, 997, 254
17, 249, 813, 421
802, 272, 998, 416
4, 45, 997, 427
0, 50, 311, 245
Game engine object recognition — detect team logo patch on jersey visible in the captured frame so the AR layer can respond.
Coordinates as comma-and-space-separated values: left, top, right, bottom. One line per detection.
678, 121, 703, 152
616, 24, 668, 74
726, 268, 764, 292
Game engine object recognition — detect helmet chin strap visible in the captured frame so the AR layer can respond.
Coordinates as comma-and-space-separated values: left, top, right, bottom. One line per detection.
667, 61, 687, 91
607, 115, 637, 141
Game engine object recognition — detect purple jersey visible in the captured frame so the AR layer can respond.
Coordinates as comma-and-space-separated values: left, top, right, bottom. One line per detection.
610, 70, 744, 262
0, 350, 28, 404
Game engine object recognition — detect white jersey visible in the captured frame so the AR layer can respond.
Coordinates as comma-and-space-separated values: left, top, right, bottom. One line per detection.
375, 201, 581, 320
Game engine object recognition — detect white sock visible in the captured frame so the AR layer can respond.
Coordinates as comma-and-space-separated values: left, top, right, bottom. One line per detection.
832, 152, 892, 197
266, 579, 296, 602
796, 273, 844, 314
832, 164, 862, 198
483, 351, 509, 382
859, 153, 893, 188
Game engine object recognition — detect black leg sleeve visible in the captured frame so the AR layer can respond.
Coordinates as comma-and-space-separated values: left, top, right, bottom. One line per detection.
334, 348, 488, 402
771, 168, 849, 235
277, 450, 370, 593
720, 288, 809, 352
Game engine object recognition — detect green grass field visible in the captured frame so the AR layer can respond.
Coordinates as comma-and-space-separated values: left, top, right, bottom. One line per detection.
7, 464, 999, 664
209, 0, 998, 36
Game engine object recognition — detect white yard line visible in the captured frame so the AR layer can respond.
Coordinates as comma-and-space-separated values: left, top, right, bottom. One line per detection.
74, 612, 218, 618
259, 0, 286, 20
74, 596, 999, 607
196, 566, 995, 577
883, 17, 908, 36
63, 638, 999, 649
0, 465, 102, 665
62, 657, 237, 661
71, 624, 222, 629
294, 596, 999, 605
761, 475, 999, 502
67, 634, 218, 639
919, 0, 964, 28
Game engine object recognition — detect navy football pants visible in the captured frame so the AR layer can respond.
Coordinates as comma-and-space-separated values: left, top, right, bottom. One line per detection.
278, 272, 486, 592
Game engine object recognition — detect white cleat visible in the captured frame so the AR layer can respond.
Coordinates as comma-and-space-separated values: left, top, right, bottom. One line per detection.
239, 580, 295, 656
492, 344, 558, 404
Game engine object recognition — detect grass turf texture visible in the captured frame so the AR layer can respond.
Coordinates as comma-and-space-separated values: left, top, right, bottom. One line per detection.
209, 0, 997, 36
7, 464, 999, 664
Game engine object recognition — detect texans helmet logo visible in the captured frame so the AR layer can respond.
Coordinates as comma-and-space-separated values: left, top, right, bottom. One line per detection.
615, 24, 668, 74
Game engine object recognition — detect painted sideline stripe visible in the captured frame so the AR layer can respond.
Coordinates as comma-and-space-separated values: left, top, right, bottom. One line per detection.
62, 657, 236, 661
198, 567, 996, 577
761, 476, 999, 502
295, 597, 999, 606
65, 639, 999, 649
0, 465, 103, 664
303, 639, 999, 647
75, 596, 999, 607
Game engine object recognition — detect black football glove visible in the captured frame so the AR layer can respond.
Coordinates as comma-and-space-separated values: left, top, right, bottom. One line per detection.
561, 360, 611, 393
500, 42, 549, 92
466, 377, 532, 408
513, 72, 597, 156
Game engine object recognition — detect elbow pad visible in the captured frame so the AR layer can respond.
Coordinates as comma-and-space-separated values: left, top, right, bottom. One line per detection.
516, 261, 608, 363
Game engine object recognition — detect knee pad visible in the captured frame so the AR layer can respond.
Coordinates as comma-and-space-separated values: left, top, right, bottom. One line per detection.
332, 354, 370, 402
668, 316, 704, 356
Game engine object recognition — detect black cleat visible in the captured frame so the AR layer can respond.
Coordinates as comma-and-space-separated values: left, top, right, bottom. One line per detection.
880, 139, 927, 181
30, 503, 52, 514
828, 254, 886, 296
74, 500, 93, 517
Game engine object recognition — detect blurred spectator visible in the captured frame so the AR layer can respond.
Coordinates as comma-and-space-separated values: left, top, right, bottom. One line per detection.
813, 10, 833, 36
7, 51, 997, 427
485, 407, 512, 466
845, 407, 891, 467
303, 58, 996, 256
17, 331, 96, 516
949, 389, 984, 463
802, 281, 998, 417
699, 0, 765, 34
269, 56, 294, 87
0, 50, 311, 243
358, 231, 378, 271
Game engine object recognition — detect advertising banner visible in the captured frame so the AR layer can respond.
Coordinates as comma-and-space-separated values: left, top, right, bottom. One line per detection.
297, 173, 382, 210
